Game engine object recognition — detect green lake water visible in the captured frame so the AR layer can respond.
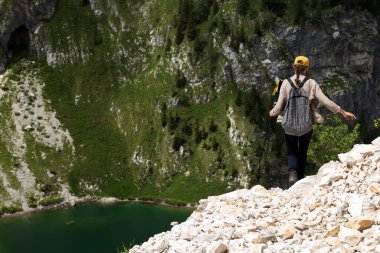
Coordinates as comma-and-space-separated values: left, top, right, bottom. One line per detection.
0, 202, 193, 253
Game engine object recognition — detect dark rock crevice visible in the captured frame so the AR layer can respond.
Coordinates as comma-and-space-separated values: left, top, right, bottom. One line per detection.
0, 0, 57, 73
7, 25, 30, 59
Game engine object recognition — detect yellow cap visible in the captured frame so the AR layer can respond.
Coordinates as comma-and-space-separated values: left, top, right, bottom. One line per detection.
293, 56, 309, 67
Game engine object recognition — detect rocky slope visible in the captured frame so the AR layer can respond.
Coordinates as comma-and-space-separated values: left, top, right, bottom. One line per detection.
130, 137, 380, 253
0, 1, 379, 211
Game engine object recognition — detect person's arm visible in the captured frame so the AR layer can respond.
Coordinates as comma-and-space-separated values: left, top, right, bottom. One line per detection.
338, 107, 357, 120
314, 83, 357, 121
269, 81, 287, 117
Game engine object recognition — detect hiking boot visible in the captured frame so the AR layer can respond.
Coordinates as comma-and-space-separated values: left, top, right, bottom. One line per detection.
288, 170, 298, 185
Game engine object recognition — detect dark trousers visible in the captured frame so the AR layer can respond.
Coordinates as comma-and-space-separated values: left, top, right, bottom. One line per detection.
284, 130, 313, 180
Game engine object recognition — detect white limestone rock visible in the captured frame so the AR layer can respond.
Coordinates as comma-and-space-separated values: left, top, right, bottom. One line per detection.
307, 243, 331, 253
348, 195, 365, 218
130, 136, 380, 253
346, 217, 375, 232
206, 242, 228, 253
98, 197, 118, 204
153, 239, 169, 253
371, 137, 380, 146
338, 227, 363, 247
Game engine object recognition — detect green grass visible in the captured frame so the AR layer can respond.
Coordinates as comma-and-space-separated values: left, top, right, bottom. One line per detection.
160, 174, 229, 203
38, 48, 257, 202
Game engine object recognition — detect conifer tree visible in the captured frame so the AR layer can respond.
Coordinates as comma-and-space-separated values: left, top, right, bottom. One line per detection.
237, 0, 250, 15
175, 0, 191, 45
211, 0, 219, 15
194, 0, 213, 24
286, 0, 306, 25
186, 0, 197, 40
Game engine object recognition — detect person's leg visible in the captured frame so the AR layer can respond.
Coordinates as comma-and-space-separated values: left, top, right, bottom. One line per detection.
284, 133, 299, 174
297, 130, 313, 179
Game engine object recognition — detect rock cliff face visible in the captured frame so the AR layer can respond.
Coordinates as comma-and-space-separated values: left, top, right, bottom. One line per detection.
0, 0, 57, 72
130, 137, 380, 253
0, 1, 379, 211
273, 12, 380, 128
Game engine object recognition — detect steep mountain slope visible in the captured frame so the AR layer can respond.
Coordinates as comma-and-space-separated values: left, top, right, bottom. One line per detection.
0, 0, 379, 211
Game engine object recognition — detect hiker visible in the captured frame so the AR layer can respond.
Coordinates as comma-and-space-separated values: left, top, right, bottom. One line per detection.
269, 56, 356, 185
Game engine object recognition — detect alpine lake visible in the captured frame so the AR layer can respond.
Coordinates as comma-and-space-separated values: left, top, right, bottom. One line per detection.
0, 202, 193, 253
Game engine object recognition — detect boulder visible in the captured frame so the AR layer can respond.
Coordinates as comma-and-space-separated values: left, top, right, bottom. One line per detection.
248, 244, 266, 253
308, 243, 331, 253
338, 227, 363, 246
346, 217, 375, 232
348, 195, 364, 218
153, 239, 169, 253
206, 242, 228, 253
371, 137, 380, 146
324, 225, 340, 238
277, 225, 296, 240
369, 183, 380, 194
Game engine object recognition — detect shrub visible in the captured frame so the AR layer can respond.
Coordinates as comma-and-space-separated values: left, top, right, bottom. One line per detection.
0, 204, 23, 214
186, 1, 197, 40
27, 194, 38, 208
212, 138, 219, 150
193, 0, 213, 24
175, 0, 191, 45
209, 119, 218, 133
210, 0, 219, 15
38, 196, 64, 207
235, 90, 242, 106
195, 127, 208, 144
175, 70, 187, 88
253, 15, 264, 36
168, 113, 180, 132
207, 40, 219, 75
177, 93, 190, 106
40, 183, 54, 194
285, 0, 306, 25
226, 118, 231, 131
172, 135, 186, 151
374, 118, 380, 128
181, 121, 193, 136
160, 102, 168, 128
231, 25, 246, 50
262, 0, 287, 16
165, 37, 172, 53
237, 0, 250, 15
308, 116, 360, 168
193, 33, 207, 59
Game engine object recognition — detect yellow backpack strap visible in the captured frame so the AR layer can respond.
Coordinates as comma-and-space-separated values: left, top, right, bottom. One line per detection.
272, 79, 283, 96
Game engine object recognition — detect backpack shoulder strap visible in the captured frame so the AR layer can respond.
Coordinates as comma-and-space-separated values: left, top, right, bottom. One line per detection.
299, 76, 310, 88
287, 78, 297, 89
287, 77, 310, 89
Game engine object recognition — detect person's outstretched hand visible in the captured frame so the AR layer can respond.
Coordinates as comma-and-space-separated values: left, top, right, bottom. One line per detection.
340, 108, 357, 121
269, 110, 276, 117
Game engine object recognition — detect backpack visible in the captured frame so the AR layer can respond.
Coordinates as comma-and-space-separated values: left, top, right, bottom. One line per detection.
281, 77, 313, 135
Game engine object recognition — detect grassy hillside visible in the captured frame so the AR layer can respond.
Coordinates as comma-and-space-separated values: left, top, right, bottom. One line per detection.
25, 0, 270, 205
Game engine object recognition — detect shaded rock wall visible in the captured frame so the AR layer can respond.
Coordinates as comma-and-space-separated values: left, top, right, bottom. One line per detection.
248, 11, 379, 128
0, 0, 57, 72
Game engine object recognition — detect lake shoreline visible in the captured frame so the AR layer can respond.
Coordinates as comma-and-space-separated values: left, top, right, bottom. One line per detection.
0, 197, 197, 220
